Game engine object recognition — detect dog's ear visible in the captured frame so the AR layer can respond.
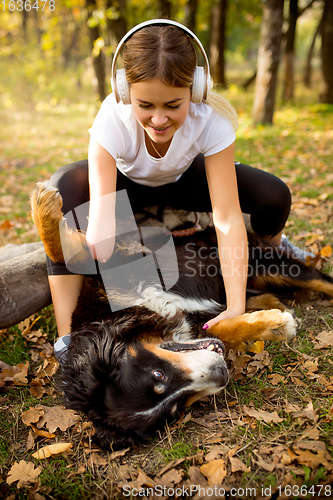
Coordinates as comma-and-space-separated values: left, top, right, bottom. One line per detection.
92, 421, 139, 452
56, 325, 125, 416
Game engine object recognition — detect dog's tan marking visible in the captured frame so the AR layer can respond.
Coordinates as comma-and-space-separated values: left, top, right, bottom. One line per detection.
141, 339, 192, 373
128, 346, 137, 357
246, 294, 286, 312
208, 309, 296, 352
296, 278, 333, 297
252, 274, 333, 298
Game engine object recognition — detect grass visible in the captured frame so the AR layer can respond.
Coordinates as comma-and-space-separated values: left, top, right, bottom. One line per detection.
1, 58, 333, 497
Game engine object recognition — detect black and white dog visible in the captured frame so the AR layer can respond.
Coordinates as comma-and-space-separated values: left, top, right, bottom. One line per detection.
31, 183, 333, 450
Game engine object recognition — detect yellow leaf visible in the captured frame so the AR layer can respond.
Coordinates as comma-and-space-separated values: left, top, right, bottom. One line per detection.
320, 245, 332, 258
32, 442, 72, 459
248, 341, 265, 353
200, 458, 227, 485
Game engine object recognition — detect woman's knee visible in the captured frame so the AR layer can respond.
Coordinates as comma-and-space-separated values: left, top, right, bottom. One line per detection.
50, 160, 89, 213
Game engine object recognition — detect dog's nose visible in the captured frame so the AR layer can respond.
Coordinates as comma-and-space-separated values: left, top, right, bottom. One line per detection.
211, 364, 229, 387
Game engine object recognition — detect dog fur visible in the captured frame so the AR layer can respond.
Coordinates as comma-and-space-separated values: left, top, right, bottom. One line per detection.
31, 182, 333, 450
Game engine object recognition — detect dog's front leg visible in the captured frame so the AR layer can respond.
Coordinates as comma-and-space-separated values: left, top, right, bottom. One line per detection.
208, 309, 296, 352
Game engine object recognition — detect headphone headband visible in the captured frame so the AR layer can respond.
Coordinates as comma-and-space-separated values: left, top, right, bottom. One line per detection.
111, 19, 210, 103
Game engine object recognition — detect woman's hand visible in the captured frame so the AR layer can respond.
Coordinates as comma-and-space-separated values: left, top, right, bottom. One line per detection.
86, 225, 115, 263
202, 307, 245, 331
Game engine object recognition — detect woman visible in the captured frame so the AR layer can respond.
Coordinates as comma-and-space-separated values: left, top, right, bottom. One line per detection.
46, 20, 293, 339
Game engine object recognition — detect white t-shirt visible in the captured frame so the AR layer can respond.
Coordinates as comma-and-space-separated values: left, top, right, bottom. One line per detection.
89, 93, 235, 187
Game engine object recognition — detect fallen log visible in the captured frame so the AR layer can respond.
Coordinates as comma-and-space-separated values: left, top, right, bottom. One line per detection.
0, 241, 43, 263
0, 245, 51, 329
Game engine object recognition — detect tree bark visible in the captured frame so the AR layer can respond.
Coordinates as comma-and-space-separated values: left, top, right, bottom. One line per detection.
282, 0, 298, 101
185, 0, 198, 32
303, 19, 321, 87
321, 0, 333, 103
252, 0, 284, 124
209, 0, 227, 86
105, 0, 127, 45
0, 246, 51, 330
86, 0, 106, 101
158, 0, 172, 18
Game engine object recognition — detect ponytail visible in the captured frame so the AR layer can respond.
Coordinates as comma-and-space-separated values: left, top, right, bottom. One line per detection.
206, 89, 238, 131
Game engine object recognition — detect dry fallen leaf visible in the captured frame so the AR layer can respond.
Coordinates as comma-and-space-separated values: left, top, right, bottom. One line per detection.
32, 442, 72, 459
248, 341, 265, 354
188, 466, 208, 487
6, 460, 41, 488
36, 405, 81, 432
243, 406, 284, 424
291, 401, 318, 423
229, 456, 251, 473
320, 245, 332, 258
21, 405, 81, 433
30, 424, 55, 439
312, 330, 333, 349
87, 452, 108, 467
268, 373, 286, 386
0, 362, 29, 385
200, 458, 227, 485
22, 407, 45, 426
158, 468, 184, 488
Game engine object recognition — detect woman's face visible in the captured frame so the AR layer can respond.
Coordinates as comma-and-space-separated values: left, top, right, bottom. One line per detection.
130, 79, 191, 144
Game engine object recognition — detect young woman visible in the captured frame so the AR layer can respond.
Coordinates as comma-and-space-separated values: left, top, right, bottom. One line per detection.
46, 20, 293, 338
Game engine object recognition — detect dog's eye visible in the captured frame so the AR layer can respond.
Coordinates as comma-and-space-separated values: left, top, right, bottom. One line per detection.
153, 370, 165, 381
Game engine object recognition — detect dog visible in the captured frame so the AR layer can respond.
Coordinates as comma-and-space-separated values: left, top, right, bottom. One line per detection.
31, 182, 333, 451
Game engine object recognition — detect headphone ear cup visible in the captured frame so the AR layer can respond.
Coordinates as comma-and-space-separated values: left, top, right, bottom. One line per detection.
191, 66, 207, 104
115, 68, 131, 104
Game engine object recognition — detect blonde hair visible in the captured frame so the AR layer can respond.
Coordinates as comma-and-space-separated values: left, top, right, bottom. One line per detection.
207, 90, 238, 130
123, 24, 238, 130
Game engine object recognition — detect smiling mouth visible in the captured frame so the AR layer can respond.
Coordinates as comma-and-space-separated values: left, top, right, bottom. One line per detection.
150, 125, 170, 131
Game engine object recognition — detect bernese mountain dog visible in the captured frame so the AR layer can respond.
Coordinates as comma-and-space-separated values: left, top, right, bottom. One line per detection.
31, 182, 333, 451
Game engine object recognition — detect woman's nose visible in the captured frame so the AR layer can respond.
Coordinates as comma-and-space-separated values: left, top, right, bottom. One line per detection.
151, 112, 168, 127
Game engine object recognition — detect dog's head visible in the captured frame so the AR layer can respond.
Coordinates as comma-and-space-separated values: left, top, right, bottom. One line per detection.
58, 309, 228, 451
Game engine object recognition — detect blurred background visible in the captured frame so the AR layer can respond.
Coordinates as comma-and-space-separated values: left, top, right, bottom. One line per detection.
0, 0, 332, 247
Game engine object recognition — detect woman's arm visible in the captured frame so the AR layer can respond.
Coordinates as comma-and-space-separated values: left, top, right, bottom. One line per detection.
204, 142, 248, 328
86, 137, 118, 262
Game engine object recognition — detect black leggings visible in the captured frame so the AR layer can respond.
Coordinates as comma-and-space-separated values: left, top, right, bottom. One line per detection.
47, 156, 291, 275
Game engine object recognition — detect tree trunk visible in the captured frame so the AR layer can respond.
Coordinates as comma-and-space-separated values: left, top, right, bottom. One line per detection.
105, 0, 127, 45
282, 0, 298, 101
303, 19, 321, 87
209, 0, 227, 86
86, 0, 106, 101
321, 0, 333, 103
0, 246, 51, 330
252, 0, 284, 124
158, 0, 172, 18
185, 0, 198, 32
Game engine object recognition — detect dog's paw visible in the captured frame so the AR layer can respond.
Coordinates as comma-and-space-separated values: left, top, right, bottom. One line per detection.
273, 310, 297, 341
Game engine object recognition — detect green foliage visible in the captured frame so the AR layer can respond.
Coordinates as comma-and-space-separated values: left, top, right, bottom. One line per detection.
0, 327, 30, 365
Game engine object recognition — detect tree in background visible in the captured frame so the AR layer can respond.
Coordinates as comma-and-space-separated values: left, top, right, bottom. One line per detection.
252, 0, 284, 124
320, 0, 333, 103
282, 0, 319, 102
209, 0, 227, 86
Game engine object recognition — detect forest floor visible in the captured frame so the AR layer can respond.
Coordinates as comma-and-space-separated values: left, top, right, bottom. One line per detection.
0, 67, 333, 499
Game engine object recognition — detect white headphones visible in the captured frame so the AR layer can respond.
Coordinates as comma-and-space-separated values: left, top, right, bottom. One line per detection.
111, 19, 211, 105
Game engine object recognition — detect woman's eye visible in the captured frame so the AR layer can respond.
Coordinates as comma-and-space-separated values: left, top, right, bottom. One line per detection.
153, 370, 165, 380
138, 104, 152, 108
167, 105, 180, 109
